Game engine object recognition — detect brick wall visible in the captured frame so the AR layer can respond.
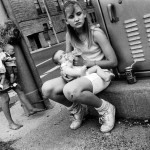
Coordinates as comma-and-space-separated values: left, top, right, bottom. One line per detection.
7, 0, 96, 50
45, 0, 57, 15
9, 0, 94, 34
9, 0, 37, 22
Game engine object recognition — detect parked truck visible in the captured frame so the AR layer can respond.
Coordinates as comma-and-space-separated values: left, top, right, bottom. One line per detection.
91, 0, 150, 120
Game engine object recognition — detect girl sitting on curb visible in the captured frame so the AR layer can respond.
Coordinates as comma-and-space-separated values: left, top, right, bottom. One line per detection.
42, 1, 118, 132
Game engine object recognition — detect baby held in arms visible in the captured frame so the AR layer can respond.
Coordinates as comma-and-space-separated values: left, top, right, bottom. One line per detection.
52, 50, 115, 82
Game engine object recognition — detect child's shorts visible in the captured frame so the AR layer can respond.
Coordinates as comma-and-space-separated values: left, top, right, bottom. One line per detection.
84, 73, 110, 94
6, 66, 17, 75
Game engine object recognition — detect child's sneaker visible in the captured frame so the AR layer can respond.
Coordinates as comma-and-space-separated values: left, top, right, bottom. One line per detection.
10, 83, 17, 88
68, 103, 88, 130
12, 83, 17, 87
0, 84, 3, 90
95, 99, 115, 132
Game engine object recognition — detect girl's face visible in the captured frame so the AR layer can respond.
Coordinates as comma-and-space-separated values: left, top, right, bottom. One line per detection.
65, 4, 86, 29
54, 50, 66, 64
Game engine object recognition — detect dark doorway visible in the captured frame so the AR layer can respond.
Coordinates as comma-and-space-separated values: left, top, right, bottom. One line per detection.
28, 33, 42, 51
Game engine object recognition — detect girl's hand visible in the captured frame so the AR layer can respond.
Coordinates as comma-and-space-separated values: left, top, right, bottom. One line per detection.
83, 60, 95, 67
73, 56, 84, 66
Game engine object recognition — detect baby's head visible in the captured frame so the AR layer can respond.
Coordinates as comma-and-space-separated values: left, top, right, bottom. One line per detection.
4, 44, 15, 55
52, 50, 66, 65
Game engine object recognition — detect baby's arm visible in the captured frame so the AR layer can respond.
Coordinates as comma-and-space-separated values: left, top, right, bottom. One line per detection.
62, 66, 87, 77
87, 65, 115, 82
6, 57, 16, 61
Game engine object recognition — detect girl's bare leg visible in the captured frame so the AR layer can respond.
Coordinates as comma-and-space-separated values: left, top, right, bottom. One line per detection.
63, 77, 115, 132
10, 73, 15, 84
63, 77, 102, 107
0, 92, 23, 130
42, 76, 73, 107
0, 74, 5, 85
0, 74, 6, 90
42, 76, 84, 130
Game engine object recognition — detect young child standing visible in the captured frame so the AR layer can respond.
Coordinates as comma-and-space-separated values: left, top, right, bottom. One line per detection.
4, 44, 17, 87
52, 49, 115, 82
42, 0, 118, 132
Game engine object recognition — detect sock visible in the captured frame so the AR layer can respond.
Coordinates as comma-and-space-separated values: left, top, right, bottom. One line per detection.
67, 102, 79, 114
95, 99, 108, 112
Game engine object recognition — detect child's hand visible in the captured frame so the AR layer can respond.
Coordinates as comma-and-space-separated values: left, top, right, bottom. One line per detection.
83, 60, 95, 67
73, 56, 84, 66
12, 57, 16, 61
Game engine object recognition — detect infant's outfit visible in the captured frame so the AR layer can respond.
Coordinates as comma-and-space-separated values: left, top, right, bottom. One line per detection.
5, 53, 17, 88
60, 52, 76, 82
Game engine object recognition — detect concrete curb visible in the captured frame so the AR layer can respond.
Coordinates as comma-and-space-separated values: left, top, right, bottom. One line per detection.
2, 78, 150, 120
89, 78, 150, 119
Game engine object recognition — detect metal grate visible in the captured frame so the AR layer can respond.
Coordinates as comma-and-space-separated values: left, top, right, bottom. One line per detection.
143, 13, 150, 47
124, 18, 145, 62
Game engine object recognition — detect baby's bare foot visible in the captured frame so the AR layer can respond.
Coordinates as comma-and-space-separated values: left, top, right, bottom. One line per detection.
9, 123, 23, 130
105, 72, 115, 82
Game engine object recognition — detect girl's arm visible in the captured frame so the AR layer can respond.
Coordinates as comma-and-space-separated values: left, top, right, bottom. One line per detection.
5, 57, 16, 61
84, 29, 118, 69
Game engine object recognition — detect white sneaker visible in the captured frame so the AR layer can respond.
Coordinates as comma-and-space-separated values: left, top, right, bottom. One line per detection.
95, 99, 115, 132
12, 83, 17, 87
68, 103, 88, 130
0, 84, 3, 90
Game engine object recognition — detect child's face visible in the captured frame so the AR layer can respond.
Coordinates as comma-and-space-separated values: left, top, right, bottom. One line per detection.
5, 45, 15, 55
65, 4, 86, 29
54, 50, 66, 64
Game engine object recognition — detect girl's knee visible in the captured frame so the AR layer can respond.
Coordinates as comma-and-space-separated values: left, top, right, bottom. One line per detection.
42, 77, 65, 99
42, 82, 52, 99
63, 85, 81, 102
42, 81, 58, 99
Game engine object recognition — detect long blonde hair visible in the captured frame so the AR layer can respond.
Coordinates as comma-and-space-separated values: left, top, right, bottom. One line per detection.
63, 0, 92, 48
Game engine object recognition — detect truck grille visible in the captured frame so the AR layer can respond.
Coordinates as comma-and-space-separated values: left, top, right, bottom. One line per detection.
124, 18, 145, 62
143, 13, 150, 46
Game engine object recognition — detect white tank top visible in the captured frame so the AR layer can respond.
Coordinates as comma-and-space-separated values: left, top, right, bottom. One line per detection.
72, 27, 105, 61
